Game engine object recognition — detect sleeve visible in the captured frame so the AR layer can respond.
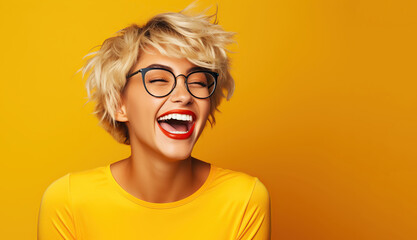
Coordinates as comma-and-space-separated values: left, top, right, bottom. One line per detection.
37, 173, 77, 240
236, 178, 271, 240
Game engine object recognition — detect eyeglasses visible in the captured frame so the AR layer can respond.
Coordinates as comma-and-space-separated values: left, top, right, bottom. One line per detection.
126, 67, 218, 99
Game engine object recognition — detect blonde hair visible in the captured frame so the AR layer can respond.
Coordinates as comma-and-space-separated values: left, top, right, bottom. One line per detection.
81, 8, 235, 145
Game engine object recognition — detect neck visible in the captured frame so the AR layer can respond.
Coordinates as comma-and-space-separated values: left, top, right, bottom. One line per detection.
121, 137, 196, 203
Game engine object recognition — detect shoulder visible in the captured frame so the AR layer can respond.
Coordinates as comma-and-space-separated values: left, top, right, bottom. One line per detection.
246, 177, 270, 214
40, 173, 71, 207
40, 165, 107, 205
212, 167, 271, 239
38, 173, 75, 237
211, 165, 270, 205
67, 165, 107, 186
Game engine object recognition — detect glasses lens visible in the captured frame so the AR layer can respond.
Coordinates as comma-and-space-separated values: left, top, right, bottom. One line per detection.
187, 72, 216, 98
144, 69, 175, 97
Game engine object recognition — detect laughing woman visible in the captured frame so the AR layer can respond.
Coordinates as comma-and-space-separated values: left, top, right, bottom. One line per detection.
38, 8, 271, 240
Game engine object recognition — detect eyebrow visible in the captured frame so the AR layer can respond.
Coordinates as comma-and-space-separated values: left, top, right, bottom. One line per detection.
145, 64, 209, 74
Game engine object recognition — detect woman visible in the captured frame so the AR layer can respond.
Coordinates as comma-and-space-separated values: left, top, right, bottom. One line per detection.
38, 8, 271, 240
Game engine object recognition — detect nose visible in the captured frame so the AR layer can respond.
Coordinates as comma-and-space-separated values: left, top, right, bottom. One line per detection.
169, 75, 193, 105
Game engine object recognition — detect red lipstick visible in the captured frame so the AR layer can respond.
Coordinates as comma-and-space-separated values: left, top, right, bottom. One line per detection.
157, 109, 196, 140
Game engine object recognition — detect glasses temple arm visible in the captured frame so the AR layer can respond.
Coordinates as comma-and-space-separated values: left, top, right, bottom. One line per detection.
126, 69, 141, 79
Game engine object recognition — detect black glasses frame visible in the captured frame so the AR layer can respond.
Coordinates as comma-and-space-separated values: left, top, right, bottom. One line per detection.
126, 67, 218, 99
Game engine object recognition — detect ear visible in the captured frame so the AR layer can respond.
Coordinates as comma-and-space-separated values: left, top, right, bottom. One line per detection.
115, 103, 128, 122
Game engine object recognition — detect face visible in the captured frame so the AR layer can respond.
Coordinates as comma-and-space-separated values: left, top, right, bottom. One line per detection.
116, 48, 211, 161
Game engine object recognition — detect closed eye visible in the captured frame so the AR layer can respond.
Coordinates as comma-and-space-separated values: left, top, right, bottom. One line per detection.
188, 82, 207, 87
149, 79, 169, 83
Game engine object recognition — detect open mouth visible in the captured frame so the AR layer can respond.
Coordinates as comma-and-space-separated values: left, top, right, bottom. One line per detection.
157, 110, 196, 139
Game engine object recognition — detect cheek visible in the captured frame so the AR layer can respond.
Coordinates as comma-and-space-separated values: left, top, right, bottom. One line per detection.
125, 89, 160, 133
200, 100, 211, 120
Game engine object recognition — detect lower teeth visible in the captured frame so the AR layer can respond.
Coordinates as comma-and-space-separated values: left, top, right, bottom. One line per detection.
168, 130, 188, 134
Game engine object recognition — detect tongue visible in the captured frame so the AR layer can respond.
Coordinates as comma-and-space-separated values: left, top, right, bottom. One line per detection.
159, 120, 188, 133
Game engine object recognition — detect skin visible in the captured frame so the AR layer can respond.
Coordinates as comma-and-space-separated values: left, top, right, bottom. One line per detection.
112, 48, 211, 203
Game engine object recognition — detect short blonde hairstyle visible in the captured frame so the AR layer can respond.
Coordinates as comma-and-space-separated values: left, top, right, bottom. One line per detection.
81, 8, 235, 145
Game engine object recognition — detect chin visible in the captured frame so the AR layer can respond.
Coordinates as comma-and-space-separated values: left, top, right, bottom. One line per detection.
157, 143, 195, 162
161, 151, 193, 162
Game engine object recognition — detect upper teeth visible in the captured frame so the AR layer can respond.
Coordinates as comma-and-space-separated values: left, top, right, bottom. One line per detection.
157, 113, 193, 122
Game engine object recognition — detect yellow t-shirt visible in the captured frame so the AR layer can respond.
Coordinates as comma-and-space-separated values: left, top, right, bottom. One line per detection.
37, 163, 271, 240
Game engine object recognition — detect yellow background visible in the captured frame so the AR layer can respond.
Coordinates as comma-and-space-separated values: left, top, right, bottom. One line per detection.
1, 0, 416, 239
